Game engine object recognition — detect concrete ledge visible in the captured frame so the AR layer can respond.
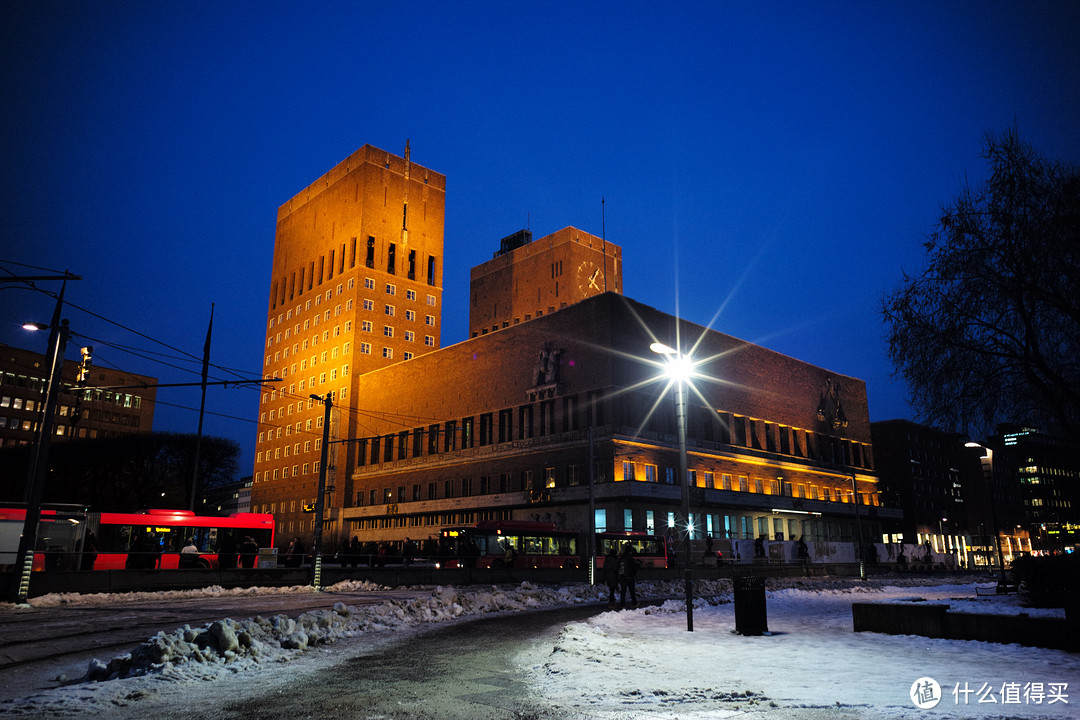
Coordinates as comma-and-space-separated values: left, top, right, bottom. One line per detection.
852, 602, 1077, 652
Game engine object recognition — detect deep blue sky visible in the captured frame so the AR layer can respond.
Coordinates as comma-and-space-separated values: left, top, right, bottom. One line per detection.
2, 2, 1078, 477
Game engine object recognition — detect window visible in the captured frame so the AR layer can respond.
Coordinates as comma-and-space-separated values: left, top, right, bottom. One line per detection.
385, 304, 395, 317
405, 289, 416, 301
386, 283, 396, 295
383, 347, 393, 359
622, 461, 634, 482
365, 277, 375, 290
403, 351, 413, 360
425, 315, 435, 326
384, 325, 394, 338
405, 309, 416, 321
404, 330, 415, 342
366, 237, 375, 268
644, 464, 657, 483
363, 299, 374, 311
424, 335, 434, 347
426, 294, 436, 306
362, 320, 373, 332
360, 343, 371, 354
594, 508, 607, 533
387, 242, 396, 274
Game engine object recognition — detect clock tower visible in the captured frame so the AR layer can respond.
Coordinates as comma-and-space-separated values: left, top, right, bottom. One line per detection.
468, 226, 622, 337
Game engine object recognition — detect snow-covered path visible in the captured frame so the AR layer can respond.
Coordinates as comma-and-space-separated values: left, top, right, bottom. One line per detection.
0, 576, 1075, 719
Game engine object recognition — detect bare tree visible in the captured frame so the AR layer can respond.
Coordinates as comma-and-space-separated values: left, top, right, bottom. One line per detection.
883, 127, 1080, 441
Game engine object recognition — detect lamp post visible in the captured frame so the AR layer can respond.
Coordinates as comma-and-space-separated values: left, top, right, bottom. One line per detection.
650, 341, 694, 632
310, 392, 333, 589
965, 442, 1008, 589
851, 475, 866, 580
11, 297, 69, 603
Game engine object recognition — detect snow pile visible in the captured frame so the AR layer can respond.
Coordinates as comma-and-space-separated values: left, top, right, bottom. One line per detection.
81, 581, 603, 683
28, 578, 387, 608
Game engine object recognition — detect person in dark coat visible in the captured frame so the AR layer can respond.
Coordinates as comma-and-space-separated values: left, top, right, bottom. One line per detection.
603, 546, 620, 609
285, 537, 304, 568
218, 533, 238, 570
238, 535, 259, 568
81, 531, 98, 571
617, 544, 642, 609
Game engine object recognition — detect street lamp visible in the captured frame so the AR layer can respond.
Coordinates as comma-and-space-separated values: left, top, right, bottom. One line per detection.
11, 307, 70, 604
650, 341, 695, 632
965, 441, 1008, 589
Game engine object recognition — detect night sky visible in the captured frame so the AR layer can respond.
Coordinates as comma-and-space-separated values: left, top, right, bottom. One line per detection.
2, 2, 1078, 477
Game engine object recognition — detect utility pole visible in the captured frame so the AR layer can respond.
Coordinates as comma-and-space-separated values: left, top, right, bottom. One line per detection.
310, 392, 333, 589
11, 282, 69, 603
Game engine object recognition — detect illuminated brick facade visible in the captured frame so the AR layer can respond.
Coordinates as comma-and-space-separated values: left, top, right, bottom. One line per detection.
342, 293, 891, 554
469, 226, 622, 337
252, 143, 446, 541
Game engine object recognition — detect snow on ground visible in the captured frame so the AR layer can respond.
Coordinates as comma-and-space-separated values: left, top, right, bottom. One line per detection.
2, 576, 1077, 719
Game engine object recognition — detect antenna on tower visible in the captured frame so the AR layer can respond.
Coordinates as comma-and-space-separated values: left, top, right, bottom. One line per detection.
602, 197, 606, 242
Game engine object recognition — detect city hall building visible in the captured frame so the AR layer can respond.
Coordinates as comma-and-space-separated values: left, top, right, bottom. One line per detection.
341, 289, 889, 556
255, 142, 891, 556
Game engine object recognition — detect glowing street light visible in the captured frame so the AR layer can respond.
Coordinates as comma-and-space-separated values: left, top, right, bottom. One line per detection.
965, 441, 1009, 589
651, 341, 695, 631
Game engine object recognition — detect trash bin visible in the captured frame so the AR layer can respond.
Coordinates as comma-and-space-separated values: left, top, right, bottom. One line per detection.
733, 575, 768, 635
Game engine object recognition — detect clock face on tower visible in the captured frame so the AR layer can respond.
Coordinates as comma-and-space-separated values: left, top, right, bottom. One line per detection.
576, 260, 604, 297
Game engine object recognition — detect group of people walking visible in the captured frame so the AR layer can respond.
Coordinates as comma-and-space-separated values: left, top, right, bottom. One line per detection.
603, 543, 642, 610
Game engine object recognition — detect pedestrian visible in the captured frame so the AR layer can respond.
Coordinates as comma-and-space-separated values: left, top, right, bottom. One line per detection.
239, 535, 259, 568
715, 550, 724, 569
754, 536, 766, 558
603, 546, 620, 609
348, 536, 362, 568
617, 543, 641, 609
81, 531, 98, 571
704, 534, 714, 560
797, 536, 809, 560
285, 537, 304, 567
218, 533, 238, 570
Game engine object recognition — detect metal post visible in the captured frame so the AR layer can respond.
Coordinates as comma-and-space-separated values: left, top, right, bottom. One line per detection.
12, 297, 69, 603
851, 475, 866, 580
587, 425, 595, 586
675, 377, 693, 631
310, 392, 333, 589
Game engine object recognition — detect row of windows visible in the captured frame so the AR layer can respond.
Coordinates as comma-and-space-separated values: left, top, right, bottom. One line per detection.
270, 235, 439, 310
0, 406, 142, 430
271, 280, 354, 328
353, 461, 877, 508
356, 393, 605, 467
